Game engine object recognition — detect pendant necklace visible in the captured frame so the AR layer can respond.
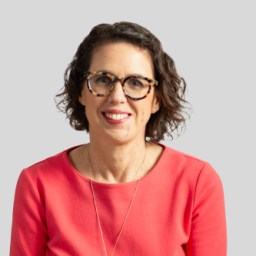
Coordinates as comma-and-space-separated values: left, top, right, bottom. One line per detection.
88, 150, 146, 256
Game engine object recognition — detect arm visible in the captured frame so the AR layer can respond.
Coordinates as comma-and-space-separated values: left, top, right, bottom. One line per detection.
10, 169, 48, 256
186, 163, 227, 256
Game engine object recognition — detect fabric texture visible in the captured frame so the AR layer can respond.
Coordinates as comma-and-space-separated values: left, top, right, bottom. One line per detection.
10, 144, 227, 255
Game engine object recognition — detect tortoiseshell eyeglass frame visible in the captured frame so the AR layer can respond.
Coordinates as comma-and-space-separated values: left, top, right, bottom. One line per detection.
83, 71, 159, 101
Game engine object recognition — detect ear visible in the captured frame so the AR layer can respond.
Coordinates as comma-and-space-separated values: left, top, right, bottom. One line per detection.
151, 95, 160, 114
79, 91, 86, 106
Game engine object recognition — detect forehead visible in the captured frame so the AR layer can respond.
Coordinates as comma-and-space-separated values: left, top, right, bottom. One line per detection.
89, 42, 154, 76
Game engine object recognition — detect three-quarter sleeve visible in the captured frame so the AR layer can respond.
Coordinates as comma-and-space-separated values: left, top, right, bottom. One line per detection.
186, 163, 227, 255
10, 169, 47, 256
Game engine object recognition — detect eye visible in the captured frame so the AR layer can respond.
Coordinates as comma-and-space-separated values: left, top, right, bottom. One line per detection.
126, 77, 145, 89
93, 74, 113, 86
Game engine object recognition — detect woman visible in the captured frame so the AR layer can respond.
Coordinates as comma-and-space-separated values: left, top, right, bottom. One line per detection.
10, 22, 226, 255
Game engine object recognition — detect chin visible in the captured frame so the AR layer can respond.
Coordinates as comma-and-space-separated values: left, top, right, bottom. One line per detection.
104, 130, 139, 145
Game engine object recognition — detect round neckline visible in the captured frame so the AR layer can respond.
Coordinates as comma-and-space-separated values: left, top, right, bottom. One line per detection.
63, 143, 168, 188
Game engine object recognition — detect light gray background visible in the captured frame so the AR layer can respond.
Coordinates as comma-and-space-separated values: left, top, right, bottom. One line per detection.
1, 1, 255, 255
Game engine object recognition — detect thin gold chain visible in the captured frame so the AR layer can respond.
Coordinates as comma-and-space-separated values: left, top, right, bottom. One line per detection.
88, 149, 146, 256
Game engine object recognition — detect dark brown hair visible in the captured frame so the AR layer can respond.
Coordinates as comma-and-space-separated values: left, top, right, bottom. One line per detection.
55, 21, 189, 141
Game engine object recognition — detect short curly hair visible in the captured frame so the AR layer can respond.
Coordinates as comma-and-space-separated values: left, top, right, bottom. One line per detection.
55, 21, 189, 142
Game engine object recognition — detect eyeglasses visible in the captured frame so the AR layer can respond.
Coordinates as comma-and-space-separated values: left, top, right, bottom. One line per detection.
84, 71, 158, 100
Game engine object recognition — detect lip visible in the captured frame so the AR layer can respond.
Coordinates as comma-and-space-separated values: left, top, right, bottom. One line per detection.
102, 109, 131, 124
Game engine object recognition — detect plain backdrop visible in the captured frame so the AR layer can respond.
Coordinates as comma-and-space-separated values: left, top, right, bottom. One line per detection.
1, 1, 255, 255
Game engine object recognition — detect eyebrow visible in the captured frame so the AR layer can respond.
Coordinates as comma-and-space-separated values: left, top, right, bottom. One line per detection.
95, 69, 150, 78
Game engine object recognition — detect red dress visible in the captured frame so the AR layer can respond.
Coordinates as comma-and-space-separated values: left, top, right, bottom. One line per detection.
10, 144, 226, 255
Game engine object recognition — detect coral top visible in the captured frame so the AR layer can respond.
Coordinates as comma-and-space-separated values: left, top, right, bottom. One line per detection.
10, 144, 226, 255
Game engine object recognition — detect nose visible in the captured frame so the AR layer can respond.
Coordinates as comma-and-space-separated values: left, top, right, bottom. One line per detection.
107, 80, 127, 104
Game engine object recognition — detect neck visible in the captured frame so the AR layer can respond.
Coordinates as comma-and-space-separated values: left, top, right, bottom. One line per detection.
87, 139, 147, 183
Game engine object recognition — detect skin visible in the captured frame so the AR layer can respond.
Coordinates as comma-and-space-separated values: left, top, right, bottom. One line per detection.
69, 42, 163, 183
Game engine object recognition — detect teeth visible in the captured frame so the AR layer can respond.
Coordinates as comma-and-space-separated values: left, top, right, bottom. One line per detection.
105, 113, 128, 120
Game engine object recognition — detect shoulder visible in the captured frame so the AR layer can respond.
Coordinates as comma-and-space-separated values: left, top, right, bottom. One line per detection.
17, 145, 81, 186
159, 143, 223, 186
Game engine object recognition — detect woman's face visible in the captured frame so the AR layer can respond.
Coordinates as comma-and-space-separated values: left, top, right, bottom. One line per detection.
79, 42, 159, 144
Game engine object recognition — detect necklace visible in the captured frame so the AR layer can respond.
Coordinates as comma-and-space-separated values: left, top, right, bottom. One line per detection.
88, 149, 146, 256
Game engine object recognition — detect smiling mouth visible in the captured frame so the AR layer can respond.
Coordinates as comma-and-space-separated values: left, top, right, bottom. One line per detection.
104, 113, 130, 120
